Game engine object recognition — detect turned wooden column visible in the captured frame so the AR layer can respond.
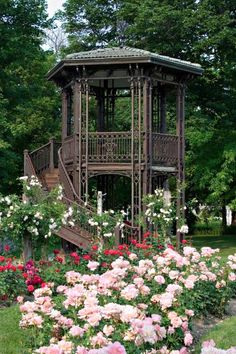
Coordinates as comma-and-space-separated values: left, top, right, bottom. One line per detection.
61, 90, 67, 144
73, 80, 80, 196
176, 84, 185, 247
160, 85, 167, 133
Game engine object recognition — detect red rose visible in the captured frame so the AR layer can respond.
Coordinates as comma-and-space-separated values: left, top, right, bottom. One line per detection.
17, 264, 24, 271
4, 245, 10, 252
41, 282, 47, 288
131, 239, 137, 245
181, 239, 188, 244
0, 256, 5, 262
143, 231, 151, 239
70, 252, 78, 258
83, 254, 91, 261
91, 245, 98, 251
27, 285, 34, 292
53, 249, 60, 255
22, 272, 28, 278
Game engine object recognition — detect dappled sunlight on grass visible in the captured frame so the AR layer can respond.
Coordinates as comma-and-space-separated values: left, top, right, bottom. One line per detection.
190, 234, 236, 259
195, 316, 236, 353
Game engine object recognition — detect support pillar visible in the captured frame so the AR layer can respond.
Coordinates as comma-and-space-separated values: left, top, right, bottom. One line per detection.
73, 80, 80, 196
176, 84, 185, 247
160, 86, 167, 133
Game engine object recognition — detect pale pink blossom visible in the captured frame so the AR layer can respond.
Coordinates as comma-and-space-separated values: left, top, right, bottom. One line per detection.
69, 325, 85, 337
154, 275, 165, 284
87, 261, 100, 271
106, 342, 126, 354
184, 332, 193, 346
103, 325, 114, 336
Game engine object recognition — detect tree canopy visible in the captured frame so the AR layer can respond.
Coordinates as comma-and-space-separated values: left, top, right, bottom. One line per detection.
0, 0, 60, 193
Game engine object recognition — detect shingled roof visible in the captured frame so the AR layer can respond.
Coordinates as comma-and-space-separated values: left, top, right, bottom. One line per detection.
47, 46, 203, 80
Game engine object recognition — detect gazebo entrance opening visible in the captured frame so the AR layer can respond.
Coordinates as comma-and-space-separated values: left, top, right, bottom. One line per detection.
89, 174, 131, 213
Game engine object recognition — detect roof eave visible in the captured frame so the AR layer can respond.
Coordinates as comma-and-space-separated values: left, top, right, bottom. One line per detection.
47, 56, 203, 81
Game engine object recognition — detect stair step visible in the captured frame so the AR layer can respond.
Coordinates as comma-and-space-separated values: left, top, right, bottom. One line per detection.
56, 226, 91, 248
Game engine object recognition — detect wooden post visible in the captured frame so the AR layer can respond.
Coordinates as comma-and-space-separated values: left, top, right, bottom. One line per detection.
73, 80, 80, 195
130, 77, 135, 226
49, 137, 55, 172
160, 86, 167, 133
176, 84, 185, 248
62, 90, 67, 141
24, 149, 29, 176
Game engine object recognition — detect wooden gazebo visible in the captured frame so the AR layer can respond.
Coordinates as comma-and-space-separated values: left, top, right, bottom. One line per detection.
24, 47, 203, 246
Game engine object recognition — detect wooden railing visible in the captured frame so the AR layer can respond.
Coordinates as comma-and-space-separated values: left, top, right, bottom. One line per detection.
28, 138, 61, 175
58, 147, 139, 243
62, 135, 74, 164
24, 138, 140, 244
24, 149, 37, 177
82, 131, 144, 163
152, 133, 178, 166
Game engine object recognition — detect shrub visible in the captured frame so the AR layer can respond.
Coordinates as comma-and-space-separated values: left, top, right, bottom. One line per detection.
19, 246, 236, 353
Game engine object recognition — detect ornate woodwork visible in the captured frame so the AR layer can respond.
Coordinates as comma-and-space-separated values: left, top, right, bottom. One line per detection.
45, 47, 203, 241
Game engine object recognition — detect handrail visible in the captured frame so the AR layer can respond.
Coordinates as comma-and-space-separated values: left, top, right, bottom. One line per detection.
30, 139, 61, 176
29, 141, 51, 156
24, 150, 37, 177
58, 147, 96, 212
152, 132, 178, 138
25, 143, 140, 244
58, 147, 139, 243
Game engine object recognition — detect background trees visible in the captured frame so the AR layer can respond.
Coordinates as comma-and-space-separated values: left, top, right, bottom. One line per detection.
0, 0, 60, 193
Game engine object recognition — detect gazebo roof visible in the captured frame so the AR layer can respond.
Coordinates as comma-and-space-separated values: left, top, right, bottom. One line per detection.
47, 46, 203, 80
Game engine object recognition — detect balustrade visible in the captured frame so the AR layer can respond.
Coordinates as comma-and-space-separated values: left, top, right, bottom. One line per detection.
78, 132, 178, 166
152, 133, 178, 166
81, 131, 144, 163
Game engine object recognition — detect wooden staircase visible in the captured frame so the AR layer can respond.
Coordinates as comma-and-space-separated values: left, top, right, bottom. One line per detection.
24, 139, 139, 248
43, 168, 60, 190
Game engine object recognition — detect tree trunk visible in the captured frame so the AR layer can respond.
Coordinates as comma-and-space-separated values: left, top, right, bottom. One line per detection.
23, 232, 33, 262
222, 203, 227, 229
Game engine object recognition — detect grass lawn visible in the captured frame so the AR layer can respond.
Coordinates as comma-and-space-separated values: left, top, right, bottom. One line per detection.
194, 316, 236, 353
0, 305, 28, 354
189, 234, 236, 259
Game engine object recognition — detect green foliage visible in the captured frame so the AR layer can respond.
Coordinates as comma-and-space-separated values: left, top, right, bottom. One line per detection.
0, 267, 25, 305
141, 189, 177, 243
0, 1, 60, 194
0, 176, 75, 254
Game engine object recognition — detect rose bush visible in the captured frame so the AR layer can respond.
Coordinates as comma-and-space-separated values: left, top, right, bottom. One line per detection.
19, 246, 236, 353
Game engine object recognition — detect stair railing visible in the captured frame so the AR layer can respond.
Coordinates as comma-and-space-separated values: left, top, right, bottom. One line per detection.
24, 149, 37, 177
24, 141, 140, 245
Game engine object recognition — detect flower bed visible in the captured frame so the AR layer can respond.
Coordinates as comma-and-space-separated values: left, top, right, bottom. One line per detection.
19, 246, 236, 353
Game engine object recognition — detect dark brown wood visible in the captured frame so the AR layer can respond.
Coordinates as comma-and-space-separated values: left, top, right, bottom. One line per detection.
176, 84, 185, 247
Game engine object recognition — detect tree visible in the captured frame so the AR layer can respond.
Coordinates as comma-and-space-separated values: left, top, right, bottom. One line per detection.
0, 1, 61, 194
